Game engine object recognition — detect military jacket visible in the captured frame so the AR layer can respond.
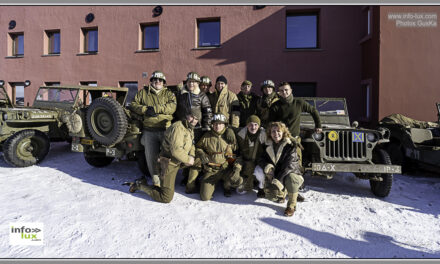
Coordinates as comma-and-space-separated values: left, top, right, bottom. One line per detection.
175, 85, 212, 130
256, 93, 279, 128
208, 85, 240, 128
236, 127, 266, 162
196, 129, 234, 165
160, 120, 195, 165
269, 97, 321, 137
237, 91, 260, 127
130, 84, 177, 129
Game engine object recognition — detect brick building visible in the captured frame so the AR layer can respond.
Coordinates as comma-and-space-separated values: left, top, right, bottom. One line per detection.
1, 5, 439, 126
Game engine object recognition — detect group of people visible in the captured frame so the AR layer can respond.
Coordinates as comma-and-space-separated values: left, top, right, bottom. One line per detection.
126, 70, 322, 217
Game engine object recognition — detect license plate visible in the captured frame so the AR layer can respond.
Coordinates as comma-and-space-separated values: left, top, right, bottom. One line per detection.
81, 138, 94, 145
106, 148, 117, 157
352, 132, 364, 143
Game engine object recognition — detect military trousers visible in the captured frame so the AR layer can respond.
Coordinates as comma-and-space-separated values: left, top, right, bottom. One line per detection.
141, 129, 165, 186
200, 167, 238, 201
264, 173, 304, 201
138, 159, 180, 203
240, 160, 257, 191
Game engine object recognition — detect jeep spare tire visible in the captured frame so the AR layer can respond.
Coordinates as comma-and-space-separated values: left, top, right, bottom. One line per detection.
86, 97, 128, 146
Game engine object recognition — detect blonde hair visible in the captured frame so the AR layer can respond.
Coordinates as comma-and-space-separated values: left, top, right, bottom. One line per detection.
267, 121, 292, 141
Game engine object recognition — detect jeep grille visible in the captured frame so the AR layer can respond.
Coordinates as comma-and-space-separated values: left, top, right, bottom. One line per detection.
325, 131, 367, 160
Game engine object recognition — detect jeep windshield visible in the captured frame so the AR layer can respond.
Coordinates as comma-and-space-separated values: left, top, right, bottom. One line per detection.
304, 99, 346, 116
35, 87, 78, 103
300, 97, 350, 127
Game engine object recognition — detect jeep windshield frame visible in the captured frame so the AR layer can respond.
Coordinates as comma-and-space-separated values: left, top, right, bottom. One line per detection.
0, 85, 12, 107
300, 97, 350, 127
32, 85, 129, 110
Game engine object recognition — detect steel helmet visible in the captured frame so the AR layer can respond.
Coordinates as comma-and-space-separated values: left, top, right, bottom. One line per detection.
261, 79, 275, 89
211, 113, 228, 124
200, 76, 212, 86
150, 71, 167, 84
186, 72, 201, 83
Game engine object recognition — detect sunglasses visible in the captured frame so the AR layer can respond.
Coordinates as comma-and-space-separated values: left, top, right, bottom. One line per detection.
152, 78, 163, 82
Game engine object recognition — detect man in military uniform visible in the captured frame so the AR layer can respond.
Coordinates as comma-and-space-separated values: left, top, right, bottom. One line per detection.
127, 111, 199, 203
237, 80, 260, 128
196, 113, 243, 200
130, 71, 177, 187
256, 80, 279, 129
208, 75, 240, 129
200, 76, 213, 94
235, 115, 266, 194
175, 72, 212, 141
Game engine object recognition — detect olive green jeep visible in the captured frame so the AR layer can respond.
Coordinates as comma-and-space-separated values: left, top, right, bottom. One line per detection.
66, 85, 147, 171
299, 97, 401, 197
378, 103, 440, 174
0, 82, 72, 167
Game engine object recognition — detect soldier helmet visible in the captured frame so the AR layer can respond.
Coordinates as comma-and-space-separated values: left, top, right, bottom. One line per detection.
186, 72, 201, 83
200, 76, 212, 86
241, 80, 252, 87
150, 71, 167, 84
211, 113, 228, 124
187, 108, 202, 121
261, 80, 275, 90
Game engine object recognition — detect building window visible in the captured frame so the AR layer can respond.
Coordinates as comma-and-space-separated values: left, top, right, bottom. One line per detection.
80, 81, 97, 105
361, 6, 372, 40
45, 82, 60, 86
288, 82, 317, 97
9, 33, 24, 56
141, 23, 159, 50
119, 82, 138, 106
197, 18, 220, 47
9, 83, 25, 106
286, 13, 318, 49
361, 80, 372, 120
46, 30, 60, 54
82, 28, 98, 53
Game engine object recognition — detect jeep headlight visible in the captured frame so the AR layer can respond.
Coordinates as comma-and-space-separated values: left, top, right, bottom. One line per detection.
2, 112, 7, 121
366, 132, 377, 142
313, 132, 324, 141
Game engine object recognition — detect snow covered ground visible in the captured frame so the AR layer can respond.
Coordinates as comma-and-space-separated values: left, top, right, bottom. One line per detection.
1, 142, 439, 258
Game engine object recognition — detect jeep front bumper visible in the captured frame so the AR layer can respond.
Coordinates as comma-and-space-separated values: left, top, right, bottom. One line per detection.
309, 163, 401, 174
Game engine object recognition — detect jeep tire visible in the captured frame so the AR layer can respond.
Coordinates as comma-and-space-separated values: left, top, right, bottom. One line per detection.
86, 97, 128, 146
3, 129, 50, 167
370, 149, 393, 197
84, 151, 114, 167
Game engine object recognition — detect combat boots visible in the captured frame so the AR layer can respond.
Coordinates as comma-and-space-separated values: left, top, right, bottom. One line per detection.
284, 192, 298, 217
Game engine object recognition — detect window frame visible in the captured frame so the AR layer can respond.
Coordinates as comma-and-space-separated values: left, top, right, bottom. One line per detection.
360, 6, 373, 43
196, 17, 221, 48
140, 22, 160, 50
82, 27, 98, 53
10, 32, 24, 56
360, 79, 373, 121
46, 30, 61, 55
9, 82, 26, 106
285, 11, 319, 50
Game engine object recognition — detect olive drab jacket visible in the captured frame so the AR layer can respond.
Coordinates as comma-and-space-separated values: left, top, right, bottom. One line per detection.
236, 127, 266, 163
160, 120, 195, 165
130, 84, 177, 130
269, 96, 321, 137
237, 91, 260, 128
208, 85, 240, 128
175, 85, 212, 130
195, 127, 234, 166
256, 92, 279, 128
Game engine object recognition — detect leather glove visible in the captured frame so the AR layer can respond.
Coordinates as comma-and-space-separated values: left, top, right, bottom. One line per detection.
145, 106, 158, 117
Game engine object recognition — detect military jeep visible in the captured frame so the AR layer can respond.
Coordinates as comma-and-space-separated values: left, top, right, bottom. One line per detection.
0, 82, 72, 167
299, 97, 401, 197
378, 103, 440, 174
66, 85, 146, 170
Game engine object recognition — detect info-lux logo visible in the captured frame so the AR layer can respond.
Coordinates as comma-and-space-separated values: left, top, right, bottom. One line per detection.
9, 222, 44, 245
